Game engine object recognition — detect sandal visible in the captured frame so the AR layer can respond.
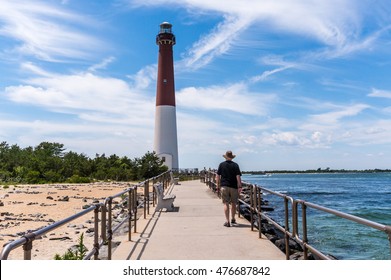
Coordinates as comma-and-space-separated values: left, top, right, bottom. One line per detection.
223, 222, 230, 227
231, 219, 237, 224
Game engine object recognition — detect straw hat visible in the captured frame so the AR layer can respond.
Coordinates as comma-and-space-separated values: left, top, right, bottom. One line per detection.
223, 150, 236, 160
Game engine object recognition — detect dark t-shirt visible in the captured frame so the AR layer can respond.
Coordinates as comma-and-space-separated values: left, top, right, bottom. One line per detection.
217, 160, 242, 188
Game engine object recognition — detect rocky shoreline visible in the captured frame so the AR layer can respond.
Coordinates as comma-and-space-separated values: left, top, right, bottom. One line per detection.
239, 186, 320, 260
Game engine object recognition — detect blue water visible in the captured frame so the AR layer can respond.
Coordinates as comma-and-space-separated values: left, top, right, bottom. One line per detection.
242, 173, 391, 260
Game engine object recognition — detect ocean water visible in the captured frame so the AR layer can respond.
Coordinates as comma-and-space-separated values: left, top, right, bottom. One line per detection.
242, 172, 391, 260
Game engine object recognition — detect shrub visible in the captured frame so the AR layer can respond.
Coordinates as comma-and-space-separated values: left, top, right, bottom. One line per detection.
54, 233, 88, 260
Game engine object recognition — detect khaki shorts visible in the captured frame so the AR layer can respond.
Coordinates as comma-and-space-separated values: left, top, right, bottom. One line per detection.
221, 186, 239, 204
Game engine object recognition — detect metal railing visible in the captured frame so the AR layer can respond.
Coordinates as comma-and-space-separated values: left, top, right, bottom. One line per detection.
201, 169, 391, 260
0, 170, 172, 260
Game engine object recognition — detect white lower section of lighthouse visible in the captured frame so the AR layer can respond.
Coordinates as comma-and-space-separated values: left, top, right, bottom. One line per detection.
154, 105, 179, 170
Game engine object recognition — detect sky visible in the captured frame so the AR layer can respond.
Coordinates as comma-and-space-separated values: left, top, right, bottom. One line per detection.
1, 0, 391, 171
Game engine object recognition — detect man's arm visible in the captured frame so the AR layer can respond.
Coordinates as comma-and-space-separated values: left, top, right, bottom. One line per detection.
236, 175, 242, 193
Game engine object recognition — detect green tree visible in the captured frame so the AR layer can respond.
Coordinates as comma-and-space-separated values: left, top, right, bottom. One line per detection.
134, 151, 168, 180
0, 141, 168, 184
27, 142, 65, 182
62, 151, 91, 180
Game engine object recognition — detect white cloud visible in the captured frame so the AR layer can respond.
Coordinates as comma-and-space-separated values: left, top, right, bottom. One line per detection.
250, 67, 290, 83
0, 118, 153, 157
269, 131, 307, 146
177, 82, 277, 115
368, 88, 391, 99
5, 64, 155, 127
88, 56, 116, 72
127, 65, 157, 90
342, 120, 391, 146
130, 0, 374, 68
309, 104, 370, 124
1, 62, 156, 157
180, 15, 252, 69
0, 0, 104, 61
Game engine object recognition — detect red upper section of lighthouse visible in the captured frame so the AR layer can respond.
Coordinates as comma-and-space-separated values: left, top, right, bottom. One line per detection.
156, 22, 176, 106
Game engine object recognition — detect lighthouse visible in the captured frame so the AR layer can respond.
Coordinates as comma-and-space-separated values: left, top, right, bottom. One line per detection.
154, 22, 179, 170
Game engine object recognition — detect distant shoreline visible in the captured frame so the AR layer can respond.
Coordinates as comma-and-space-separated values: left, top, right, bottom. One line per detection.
243, 169, 391, 175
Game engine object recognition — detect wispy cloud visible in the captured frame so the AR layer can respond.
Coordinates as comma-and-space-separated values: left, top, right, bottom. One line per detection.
0, 0, 104, 61
180, 15, 252, 69
127, 65, 157, 90
310, 104, 370, 124
250, 67, 290, 83
129, 0, 377, 68
368, 88, 391, 99
88, 56, 116, 72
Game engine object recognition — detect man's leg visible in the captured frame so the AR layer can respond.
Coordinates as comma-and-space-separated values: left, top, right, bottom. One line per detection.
221, 187, 231, 226
224, 202, 230, 223
231, 202, 237, 223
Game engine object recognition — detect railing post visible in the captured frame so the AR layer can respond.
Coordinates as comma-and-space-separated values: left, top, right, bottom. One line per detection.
386, 225, 391, 258
144, 180, 149, 218
101, 202, 107, 243
93, 206, 100, 260
152, 181, 156, 207
238, 186, 241, 219
207, 170, 211, 190
284, 196, 291, 260
215, 174, 220, 198
292, 200, 299, 239
250, 185, 254, 231
134, 187, 138, 233
257, 186, 262, 239
128, 188, 132, 241
22, 233, 35, 260
107, 197, 113, 260
302, 203, 308, 260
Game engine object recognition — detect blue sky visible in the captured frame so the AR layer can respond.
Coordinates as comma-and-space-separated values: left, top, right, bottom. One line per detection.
1, 0, 391, 171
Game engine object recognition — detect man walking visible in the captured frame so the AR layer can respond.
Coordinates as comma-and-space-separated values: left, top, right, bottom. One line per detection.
216, 151, 242, 227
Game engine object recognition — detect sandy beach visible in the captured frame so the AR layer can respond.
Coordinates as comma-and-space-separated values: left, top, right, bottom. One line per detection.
0, 182, 135, 260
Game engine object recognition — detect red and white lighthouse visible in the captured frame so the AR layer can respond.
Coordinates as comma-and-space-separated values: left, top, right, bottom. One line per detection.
154, 22, 179, 170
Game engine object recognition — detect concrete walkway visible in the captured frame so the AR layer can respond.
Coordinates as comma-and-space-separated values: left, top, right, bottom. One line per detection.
112, 180, 285, 260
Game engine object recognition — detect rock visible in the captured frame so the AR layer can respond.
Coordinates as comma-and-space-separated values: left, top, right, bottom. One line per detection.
27, 202, 38, 205
289, 251, 304, 260
86, 228, 94, 233
49, 236, 71, 241
275, 238, 302, 252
